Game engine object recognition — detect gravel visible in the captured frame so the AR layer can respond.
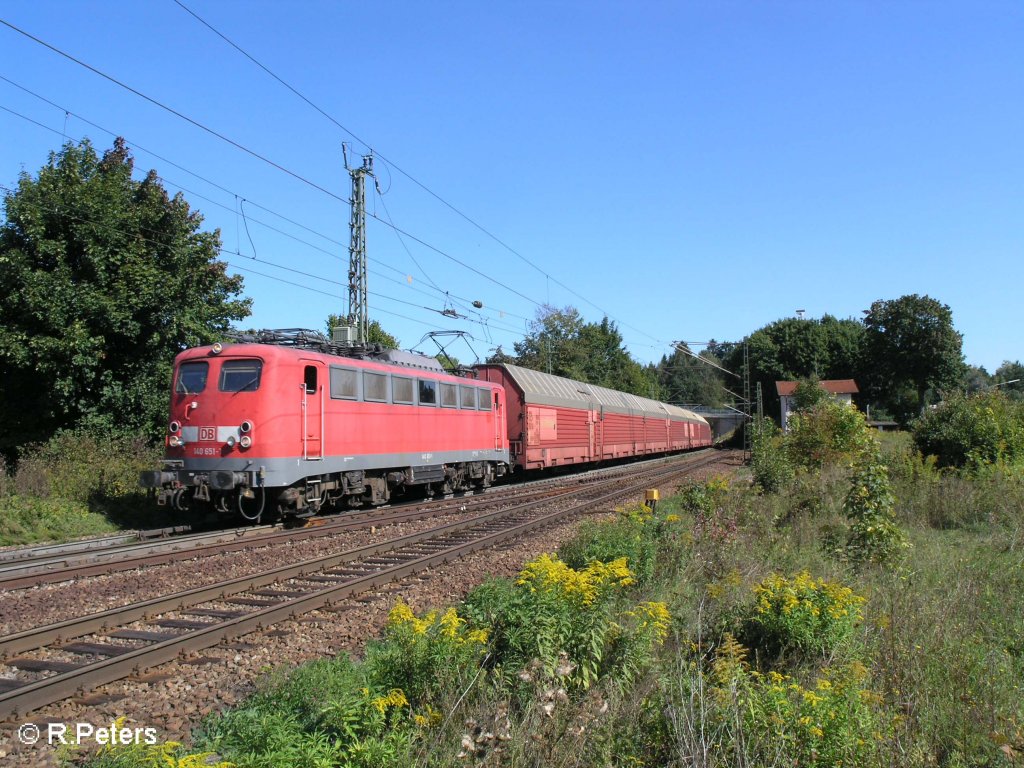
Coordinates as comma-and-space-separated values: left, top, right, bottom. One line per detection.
0, 453, 740, 766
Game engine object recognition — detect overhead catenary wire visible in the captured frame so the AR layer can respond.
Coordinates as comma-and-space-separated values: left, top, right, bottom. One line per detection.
1, 21, 675, 357
0, 33, 544, 313
0, 180, 531, 344
0, 96, 533, 328
0, 74, 346, 249
0, 18, 347, 204
170, 0, 669, 347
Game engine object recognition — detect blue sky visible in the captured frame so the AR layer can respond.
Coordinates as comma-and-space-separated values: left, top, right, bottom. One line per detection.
1, 1, 1021, 373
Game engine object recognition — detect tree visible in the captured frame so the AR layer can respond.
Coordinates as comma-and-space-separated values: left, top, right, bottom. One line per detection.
863, 294, 965, 420
0, 139, 250, 453
656, 344, 726, 406
325, 314, 400, 348
961, 365, 993, 394
506, 305, 658, 397
994, 361, 1024, 401
723, 315, 867, 422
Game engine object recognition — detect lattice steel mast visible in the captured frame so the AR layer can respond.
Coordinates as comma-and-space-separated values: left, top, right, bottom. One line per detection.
344, 149, 374, 343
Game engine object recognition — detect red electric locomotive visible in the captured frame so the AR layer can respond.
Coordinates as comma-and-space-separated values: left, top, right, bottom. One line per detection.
141, 331, 713, 520
140, 331, 511, 519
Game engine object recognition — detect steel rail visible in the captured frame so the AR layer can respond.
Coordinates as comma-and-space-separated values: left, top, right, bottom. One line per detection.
0, 451, 721, 719
0, 450, 713, 590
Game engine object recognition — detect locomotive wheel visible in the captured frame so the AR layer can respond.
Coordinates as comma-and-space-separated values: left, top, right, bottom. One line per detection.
171, 487, 192, 513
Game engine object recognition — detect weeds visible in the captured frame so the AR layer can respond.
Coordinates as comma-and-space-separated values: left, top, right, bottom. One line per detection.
79, 450, 1024, 768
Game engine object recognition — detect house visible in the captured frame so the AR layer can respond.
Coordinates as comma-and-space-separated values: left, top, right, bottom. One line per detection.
776, 379, 859, 431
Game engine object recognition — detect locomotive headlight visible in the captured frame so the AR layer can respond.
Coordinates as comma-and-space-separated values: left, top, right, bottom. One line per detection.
168, 421, 181, 434
239, 435, 252, 449
168, 435, 183, 447
211, 342, 223, 355
240, 420, 253, 433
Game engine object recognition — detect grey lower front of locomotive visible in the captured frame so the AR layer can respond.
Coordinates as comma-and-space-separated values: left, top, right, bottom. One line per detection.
141, 448, 511, 517
139, 459, 267, 517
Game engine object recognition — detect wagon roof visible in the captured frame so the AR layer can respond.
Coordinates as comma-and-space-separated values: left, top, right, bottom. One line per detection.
485, 364, 708, 425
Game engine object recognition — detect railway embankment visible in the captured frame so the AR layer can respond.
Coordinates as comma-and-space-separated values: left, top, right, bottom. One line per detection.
5, 414, 1024, 767
0, 452, 736, 766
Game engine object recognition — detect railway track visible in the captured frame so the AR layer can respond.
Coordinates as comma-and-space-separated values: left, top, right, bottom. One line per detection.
0, 451, 712, 590
0, 450, 720, 720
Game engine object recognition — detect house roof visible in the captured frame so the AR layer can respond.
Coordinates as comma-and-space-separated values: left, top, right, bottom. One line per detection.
775, 379, 859, 397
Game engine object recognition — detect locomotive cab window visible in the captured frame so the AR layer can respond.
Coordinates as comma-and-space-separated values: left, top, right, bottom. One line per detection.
219, 359, 262, 392
440, 382, 458, 408
393, 376, 414, 405
477, 388, 491, 410
364, 372, 388, 403
175, 361, 209, 394
418, 379, 437, 406
304, 366, 318, 394
330, 367, 358, 399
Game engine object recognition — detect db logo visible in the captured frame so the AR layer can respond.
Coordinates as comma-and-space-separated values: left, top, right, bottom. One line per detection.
198, 427, 216, 442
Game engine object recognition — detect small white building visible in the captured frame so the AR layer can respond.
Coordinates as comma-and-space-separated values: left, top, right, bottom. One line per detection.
776, 379, 859, 431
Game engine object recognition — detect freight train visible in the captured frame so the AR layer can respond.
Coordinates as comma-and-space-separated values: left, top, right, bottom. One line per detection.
140, 330, 712, 520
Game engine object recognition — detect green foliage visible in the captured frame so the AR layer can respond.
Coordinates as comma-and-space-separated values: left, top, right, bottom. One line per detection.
912, 390, 1024, 471
559, 509, 658, 587
994, 360, 1024, 401
747, 571, 866, 657
0, 138, 250, 452
843, 458, 908, 565
499, 305, 658, 397
0, 494, 118, 546
78, 739, 231, 767
325, 314, 400, 348
196, 656, 413, 768
366, 601, 488, 706
655, 342, 726, 406
750, 416, 794, 492
863, 294, 966, 420
724, 314, 866, 421
0, 428, 162, 544
13, 428, 160, 503
792, 377, 831, 411
707, 641, 883, 768
786, 399, 873, 469
461, 554, 668, 690
865, 535, 1024, 764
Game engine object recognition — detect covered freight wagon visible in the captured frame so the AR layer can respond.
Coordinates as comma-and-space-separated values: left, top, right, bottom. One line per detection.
474, 363, 712, 471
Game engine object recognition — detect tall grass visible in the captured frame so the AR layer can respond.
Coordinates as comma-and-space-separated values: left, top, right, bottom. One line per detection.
76, 449, 1024, 767
0, 429, 161, 545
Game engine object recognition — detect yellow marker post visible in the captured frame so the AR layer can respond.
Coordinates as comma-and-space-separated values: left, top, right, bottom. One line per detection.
644, 488, 659, 513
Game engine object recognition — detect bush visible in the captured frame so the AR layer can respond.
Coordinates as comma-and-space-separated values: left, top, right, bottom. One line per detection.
13, 428, 159, 504
461, 554, 668, 691
750, 416, 793, 493
746, 571, 865, 657
77, 739, 231, 768
787, 399, 873, 470
706, 637, 885, 767
843, 458, 908, 565
195, 655, 416, 768
0, 429, 162, 543
365, 601, 488, 706
559, 505, 658, 586
912, 390, 1024, 471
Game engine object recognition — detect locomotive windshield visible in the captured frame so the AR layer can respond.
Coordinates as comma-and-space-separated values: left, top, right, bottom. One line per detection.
175, 362, 209, 394
219, 359, 263, 392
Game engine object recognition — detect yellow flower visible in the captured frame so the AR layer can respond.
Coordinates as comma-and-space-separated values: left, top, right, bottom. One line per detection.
371, 688, 409, 714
